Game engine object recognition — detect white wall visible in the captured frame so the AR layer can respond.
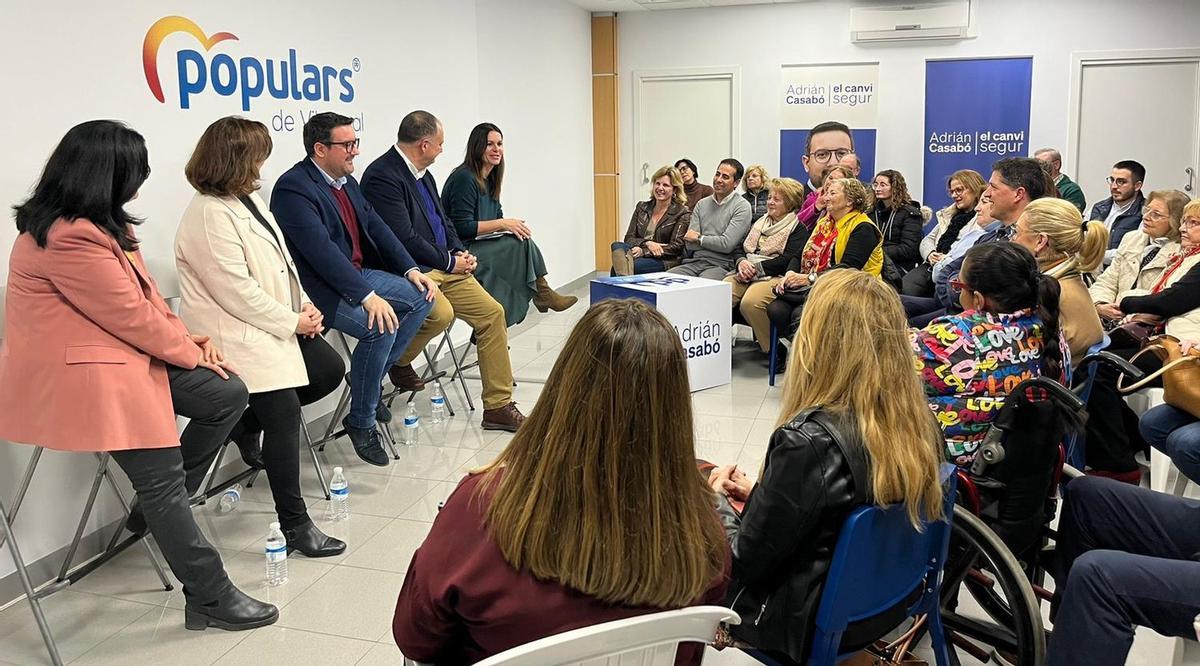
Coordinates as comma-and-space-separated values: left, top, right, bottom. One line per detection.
617, 0, 1200, 221
0, 0, 593, 585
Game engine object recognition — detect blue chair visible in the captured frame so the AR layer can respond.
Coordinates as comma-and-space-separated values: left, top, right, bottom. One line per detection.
808, 464, 958, 666
768, 323, 780, 387
1064, 333, 1111, 470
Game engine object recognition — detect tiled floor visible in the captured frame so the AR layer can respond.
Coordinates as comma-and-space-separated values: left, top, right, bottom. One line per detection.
0, 278, 1184, 665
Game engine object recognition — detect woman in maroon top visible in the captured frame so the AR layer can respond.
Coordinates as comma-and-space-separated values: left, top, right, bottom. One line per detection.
394, 299, 731, 664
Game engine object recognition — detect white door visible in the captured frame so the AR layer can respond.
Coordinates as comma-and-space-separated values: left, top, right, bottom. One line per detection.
633, 70, 737, 208
1072, 54, 1200, 211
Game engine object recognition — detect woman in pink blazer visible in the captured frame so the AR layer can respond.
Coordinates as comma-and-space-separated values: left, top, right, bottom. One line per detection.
0, 120, 276, 632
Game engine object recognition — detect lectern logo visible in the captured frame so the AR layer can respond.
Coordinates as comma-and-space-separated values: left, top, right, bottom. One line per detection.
141, 16, 357, 112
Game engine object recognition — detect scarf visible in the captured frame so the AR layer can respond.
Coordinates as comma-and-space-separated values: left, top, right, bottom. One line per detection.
797, 190, 820, 230
936, 207, 975, 255
742, 211, 799, 259
799, 214, 838, 274
1150, 244, 1200, 293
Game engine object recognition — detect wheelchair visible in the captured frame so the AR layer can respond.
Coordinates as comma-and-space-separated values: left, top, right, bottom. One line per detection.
931, 351, 1143, 665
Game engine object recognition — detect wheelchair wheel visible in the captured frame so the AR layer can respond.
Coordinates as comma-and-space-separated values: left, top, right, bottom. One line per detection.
939, 505, 1045, 665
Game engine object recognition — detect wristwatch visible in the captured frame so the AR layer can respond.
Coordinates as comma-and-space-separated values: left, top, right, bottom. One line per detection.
808, 271, 817, 284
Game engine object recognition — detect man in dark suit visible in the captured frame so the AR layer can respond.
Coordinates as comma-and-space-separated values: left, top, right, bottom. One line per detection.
361, 110, 524, 432
270, 112, 439, 466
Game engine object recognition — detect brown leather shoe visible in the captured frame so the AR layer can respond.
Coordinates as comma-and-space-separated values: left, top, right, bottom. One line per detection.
532, 277, 578, 313
481, 403, 526, 432
388, 364, 426, 392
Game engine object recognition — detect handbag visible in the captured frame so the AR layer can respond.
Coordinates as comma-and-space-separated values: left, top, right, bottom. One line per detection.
1107, 319, 1158, 350
1117, 335, 1200, 419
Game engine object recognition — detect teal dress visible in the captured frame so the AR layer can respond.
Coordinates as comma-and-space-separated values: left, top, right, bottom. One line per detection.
442, 167, 549, 327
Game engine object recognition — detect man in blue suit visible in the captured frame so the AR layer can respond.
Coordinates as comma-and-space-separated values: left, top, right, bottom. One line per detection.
361, 110, 524, 433
271, 112, 438, 466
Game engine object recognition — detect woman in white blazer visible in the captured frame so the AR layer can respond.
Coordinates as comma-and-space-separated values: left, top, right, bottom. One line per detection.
175, 117, 346, 557
1090, 189, 1187, 325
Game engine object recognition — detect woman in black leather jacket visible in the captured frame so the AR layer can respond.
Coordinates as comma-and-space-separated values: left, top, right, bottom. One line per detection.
708, 269, 945, 664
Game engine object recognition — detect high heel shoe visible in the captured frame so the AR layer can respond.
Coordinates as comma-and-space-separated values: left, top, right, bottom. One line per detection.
184, 585, 279, 631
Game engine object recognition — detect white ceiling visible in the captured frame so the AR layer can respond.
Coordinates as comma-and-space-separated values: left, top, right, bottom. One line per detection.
566, 0, 814, 13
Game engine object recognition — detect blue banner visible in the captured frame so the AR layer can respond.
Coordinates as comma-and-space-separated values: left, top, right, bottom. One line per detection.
922, 57, 1032, 211
779, 129, 876, 186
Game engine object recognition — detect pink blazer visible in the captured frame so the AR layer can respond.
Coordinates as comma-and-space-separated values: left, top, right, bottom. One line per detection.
0, 219, 201, 452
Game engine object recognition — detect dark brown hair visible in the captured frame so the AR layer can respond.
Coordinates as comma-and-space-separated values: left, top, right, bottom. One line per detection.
185, 116, 272, 197
458, 122, 504, 200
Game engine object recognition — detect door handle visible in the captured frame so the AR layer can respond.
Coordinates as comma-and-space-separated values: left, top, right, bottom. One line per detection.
1186, 167, 1195, 193
641, 162, 650, 185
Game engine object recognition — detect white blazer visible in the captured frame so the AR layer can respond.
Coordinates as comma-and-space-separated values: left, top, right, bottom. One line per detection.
1088, 230, 1179, 305
175, 190, 311, 393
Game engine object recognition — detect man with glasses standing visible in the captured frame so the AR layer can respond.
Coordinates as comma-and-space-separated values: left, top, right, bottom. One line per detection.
1089, 160, 1147, 261
271, 112, 439, 467
797, 120, 855, 228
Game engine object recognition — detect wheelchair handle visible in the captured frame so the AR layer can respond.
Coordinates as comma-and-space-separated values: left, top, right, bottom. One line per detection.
1076, 350, 1145, 383
1011, 376, 1086, 413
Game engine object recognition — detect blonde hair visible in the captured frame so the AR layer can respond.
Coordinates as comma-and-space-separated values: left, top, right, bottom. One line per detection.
478, 299, 726, 607
777, 270, 944, 526
743, 165, 769, 192
1184, 198, 1200, 232
830, 177, 872, 213
650, 165, 688, 208
1021, 198, 1109, 273
1146, 190, 1192, 242
767, 177, 806, 213
948, 170, 986, 208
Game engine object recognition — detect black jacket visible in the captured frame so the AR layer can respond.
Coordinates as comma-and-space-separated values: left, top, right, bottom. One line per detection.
720, 407, 870, 662
871, 200, 924, 272
361, 147, 466, 273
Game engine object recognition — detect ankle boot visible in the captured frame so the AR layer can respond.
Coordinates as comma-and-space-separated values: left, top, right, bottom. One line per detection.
184, 585, 278, 631
532, 276, 578, 313
611, 247, 634, 276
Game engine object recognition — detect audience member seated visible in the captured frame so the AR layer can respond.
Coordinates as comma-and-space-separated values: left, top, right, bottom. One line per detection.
1090, 159, 1147, 261
1046, 476, 1200, 666
903, 170, 985, 297
440, 122, 577, 327
766, 176, 882, 340
797, 121, 856, 228
610, 165, 692, 275
725, 177, 809, 369
1082, 197, 1200, 481
838, 152, 862, 179
706, 269, 944, 664
913, 243, 1065, 466
1011, 198, 1107, 363
174, 116, 346, 558
361, 110, 526, 433
668, 158, 753, 280
741, 164, 769, 222
1090, 189, 1188, 327
903, 157, 1047, 327
392, 299, 730, 665
270, 112, 438, 466
870, 169, 923, 273
1140, 340, 1200, 486
0, 120, 277, 631
1034, 147, 1086, 214
675, 157, 714, 211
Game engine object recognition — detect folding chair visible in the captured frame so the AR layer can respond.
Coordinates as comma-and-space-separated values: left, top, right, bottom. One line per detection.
418, 321, 476, 412
0, 497, 62, 666
315, 330, 401, 460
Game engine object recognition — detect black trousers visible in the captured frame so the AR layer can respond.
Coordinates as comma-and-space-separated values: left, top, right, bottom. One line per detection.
1081, 345, 1161, 473
901, 263, 934, 297
238, 336, 344, 528
171, 364, 250, 499
765, 289, 809, 340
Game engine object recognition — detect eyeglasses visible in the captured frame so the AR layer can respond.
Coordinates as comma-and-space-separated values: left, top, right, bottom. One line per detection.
948, 187, 966, 196
1106, 176, 1134, 186
323, 138, 360, 152
1143, 210, 1169, 222
949, 277, 969, 292
1181, 218, 1200, 229
807, 149, 853, 164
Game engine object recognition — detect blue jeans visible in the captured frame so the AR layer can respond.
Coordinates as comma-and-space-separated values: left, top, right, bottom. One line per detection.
1047, 477, 1200, 666
331, 268, 433, 430
1140, 403, 1200, 484
609, 241, 667, 275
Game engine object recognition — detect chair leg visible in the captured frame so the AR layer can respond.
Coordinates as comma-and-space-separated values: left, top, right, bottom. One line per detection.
320, 383, 353, 450
198, 443, 229, 505
442, 331, 477, 413
420, 347, 458, 417
768, 324, 778, 388
0, 499, 63, 666
0, 447, 43, 551
927, 607, 952, 666
1171, 469, 1191, 497
378, 422, 401, 459
301, 423, 330, 501
57, 456, 109, 581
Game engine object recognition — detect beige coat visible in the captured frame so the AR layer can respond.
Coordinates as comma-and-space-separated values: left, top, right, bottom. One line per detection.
1088, 230, 1179, 304
175, 191, 310, 393
1057, 274, 1105, 365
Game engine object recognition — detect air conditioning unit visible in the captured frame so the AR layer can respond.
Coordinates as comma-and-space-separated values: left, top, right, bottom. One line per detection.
850, 1, 975, 43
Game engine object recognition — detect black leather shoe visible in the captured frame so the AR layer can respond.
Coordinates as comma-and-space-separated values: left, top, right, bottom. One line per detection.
184, 586, 279, 631
343, 418, 389, 467
284, 521, 347, 558
124, 500, 147, 537
229, 423, 265, 470
375, 401, 392, 424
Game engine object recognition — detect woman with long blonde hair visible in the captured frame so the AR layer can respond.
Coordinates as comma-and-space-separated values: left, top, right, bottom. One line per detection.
394, 298, 729, 664
1012, 197, 1108, 363
709, 269, 943, 663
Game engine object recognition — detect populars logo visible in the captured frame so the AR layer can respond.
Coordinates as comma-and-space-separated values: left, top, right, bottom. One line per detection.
142, 16, 357, 112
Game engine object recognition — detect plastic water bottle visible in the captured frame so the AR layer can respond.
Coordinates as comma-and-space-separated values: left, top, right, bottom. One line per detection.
216, 484, 242, 514
430, 383, 446, 424
265, 522, 288, 586
329, 467, 350, 521
403, 403, 419, 446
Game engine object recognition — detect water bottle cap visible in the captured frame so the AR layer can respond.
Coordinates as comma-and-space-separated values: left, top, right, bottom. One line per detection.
334, 466, 343, 474
269, 521, 280, 529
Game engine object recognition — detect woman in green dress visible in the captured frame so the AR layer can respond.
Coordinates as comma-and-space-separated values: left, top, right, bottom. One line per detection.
442, 123, 577, 327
